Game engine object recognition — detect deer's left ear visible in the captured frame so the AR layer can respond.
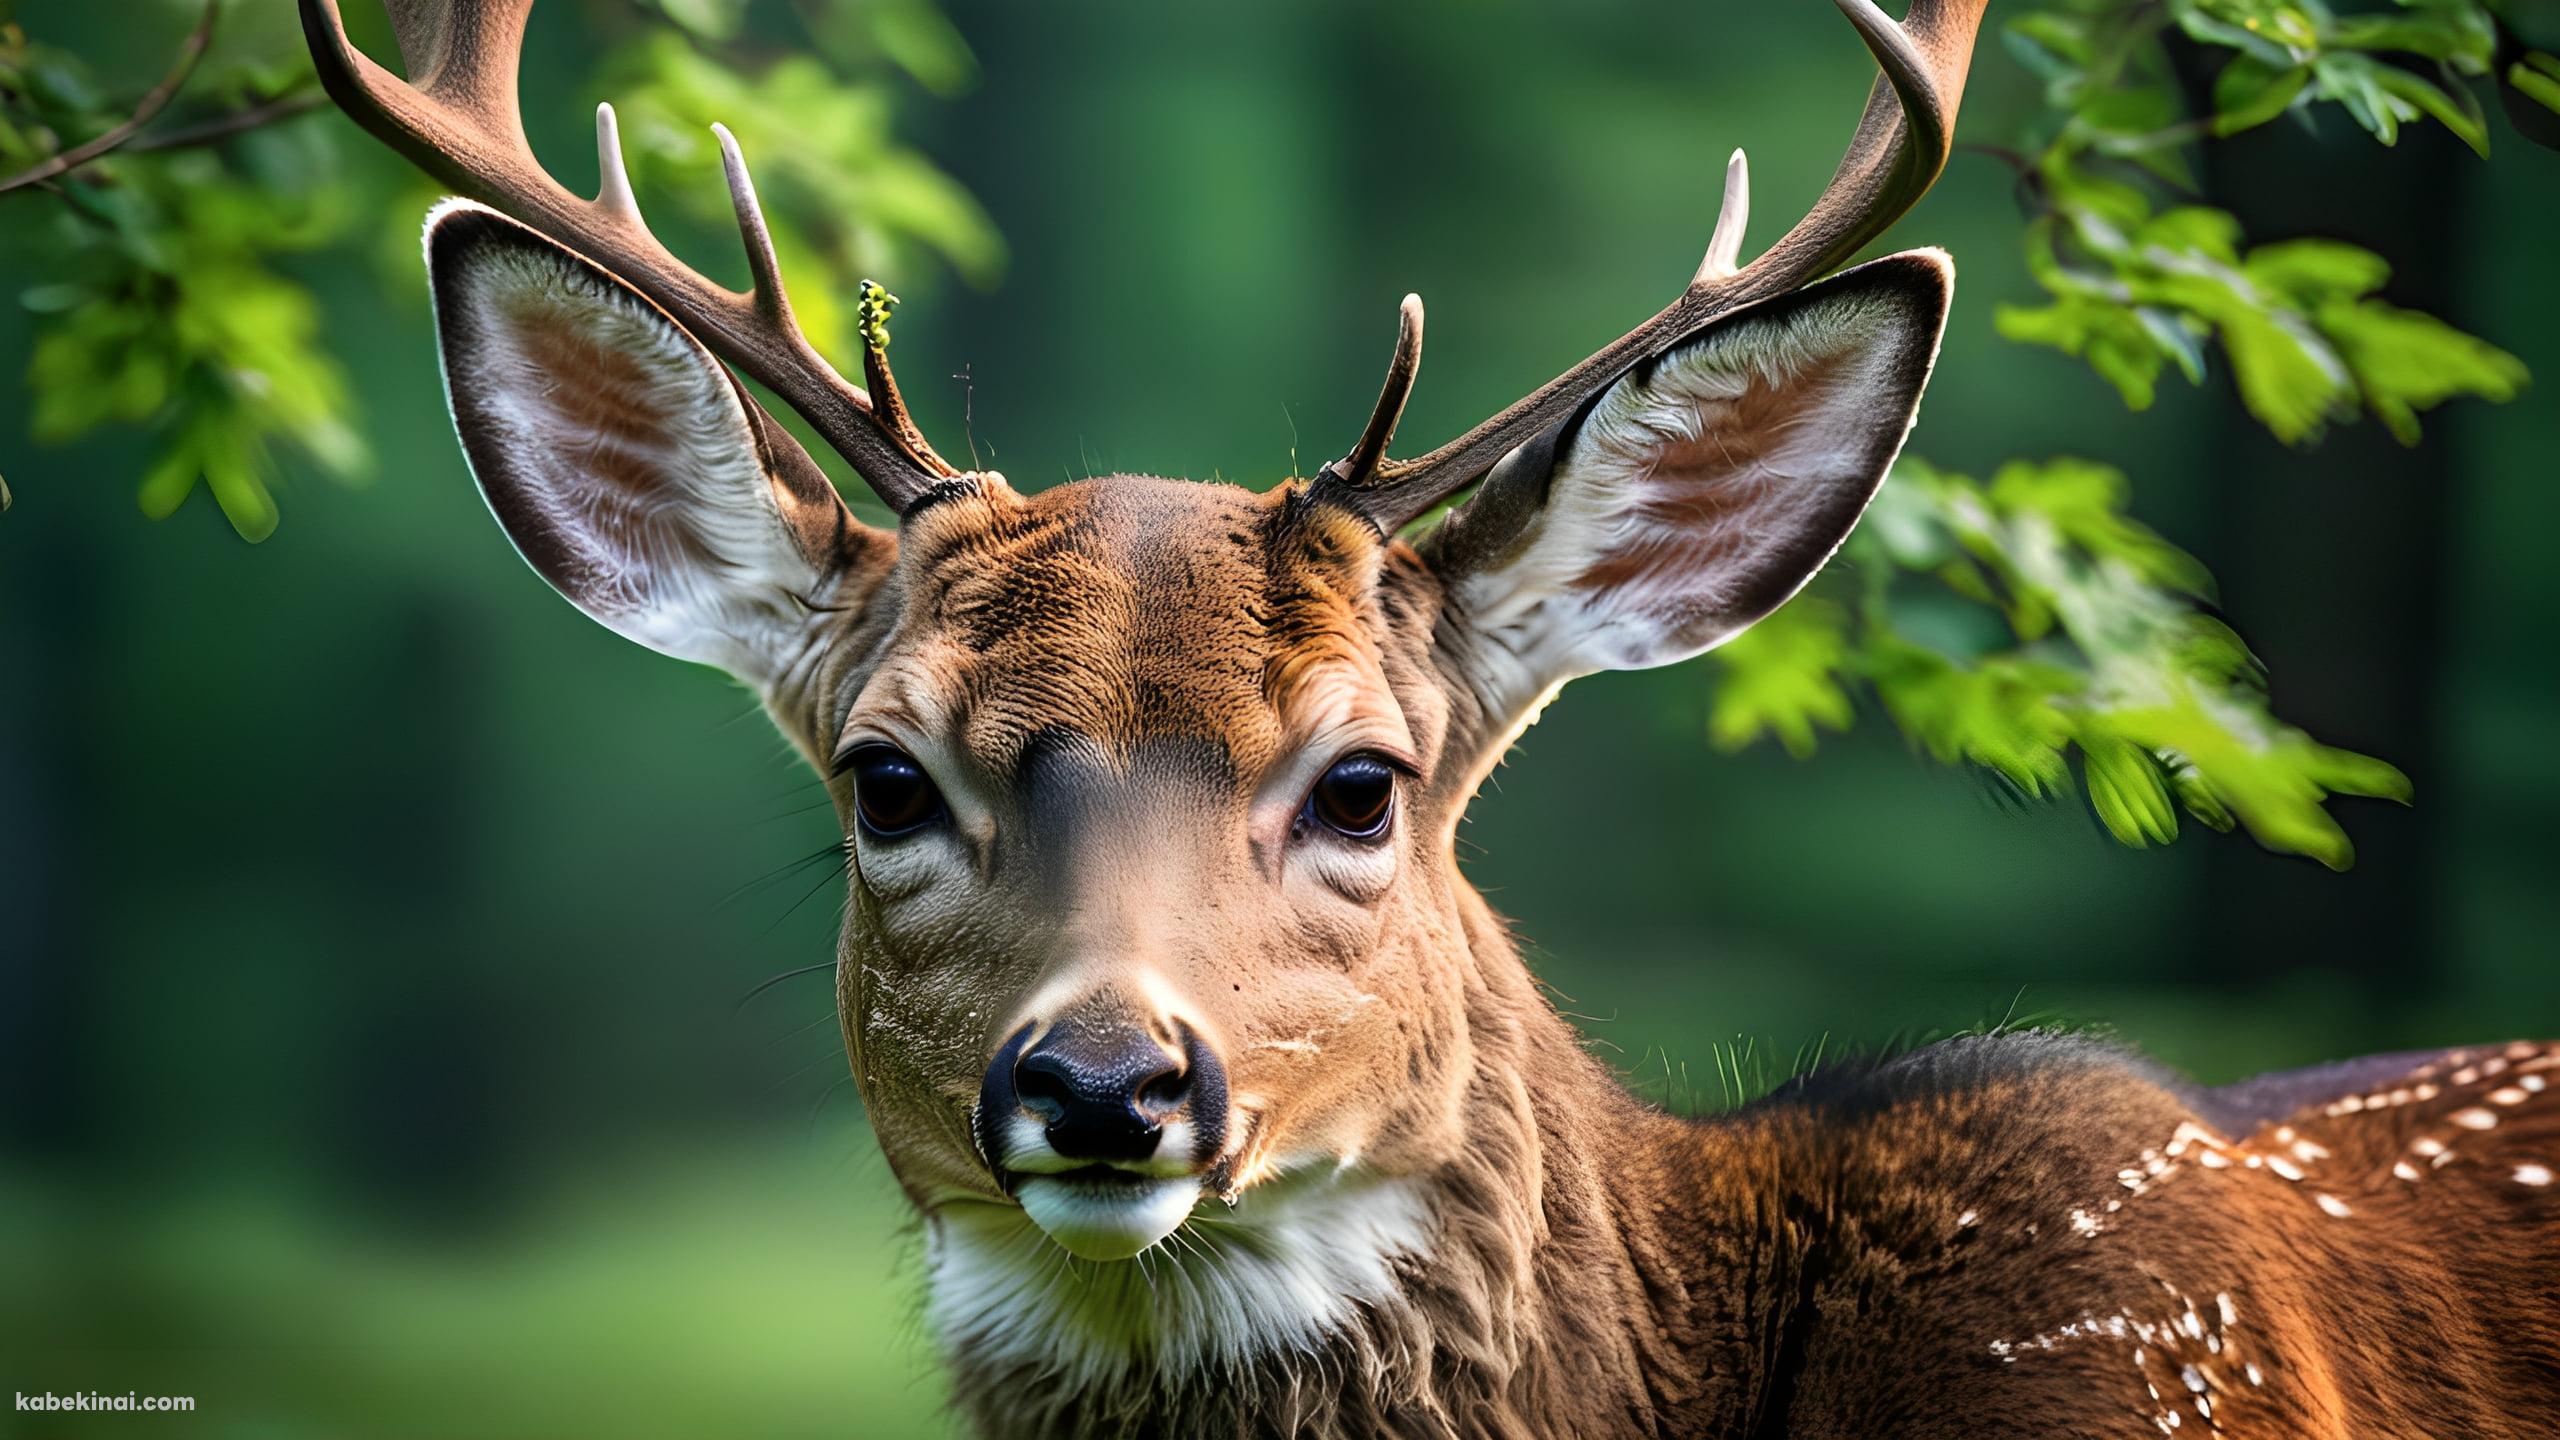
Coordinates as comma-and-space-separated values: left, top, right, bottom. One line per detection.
1424, 250, 1951, 744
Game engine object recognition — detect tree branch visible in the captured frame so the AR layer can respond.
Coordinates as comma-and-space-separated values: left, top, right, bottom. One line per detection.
126, 87, 326, 155
0, 0, 222, 197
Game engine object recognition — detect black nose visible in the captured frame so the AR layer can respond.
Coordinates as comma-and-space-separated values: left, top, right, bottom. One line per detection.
975, 1019, 1228, 1170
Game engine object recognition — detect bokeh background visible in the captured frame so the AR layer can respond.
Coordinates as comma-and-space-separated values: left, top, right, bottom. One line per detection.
3, 1, 2556, 1435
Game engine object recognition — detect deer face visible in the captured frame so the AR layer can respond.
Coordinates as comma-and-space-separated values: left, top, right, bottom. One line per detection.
425, 198, 1951, 1267
824, 477, 1467, 1260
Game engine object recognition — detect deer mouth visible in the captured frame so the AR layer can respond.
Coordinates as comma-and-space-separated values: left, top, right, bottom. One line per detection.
1013, 1166, 1203, 1261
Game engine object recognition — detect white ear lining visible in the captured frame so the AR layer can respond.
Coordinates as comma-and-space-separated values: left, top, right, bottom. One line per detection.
426, 203, 832, 686
1440, 252, 1952, 725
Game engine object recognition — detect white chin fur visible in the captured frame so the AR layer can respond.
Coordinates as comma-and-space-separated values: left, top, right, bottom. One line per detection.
926, 1162, 1433, 1385
1016, 1174, 1202, 1260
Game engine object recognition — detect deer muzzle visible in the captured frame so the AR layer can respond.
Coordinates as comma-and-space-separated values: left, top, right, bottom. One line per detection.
973, 1012, 1231, 1260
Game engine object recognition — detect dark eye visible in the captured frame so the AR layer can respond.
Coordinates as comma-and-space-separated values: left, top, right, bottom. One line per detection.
1303, 754, 1397, 841
844, 744, 944, 838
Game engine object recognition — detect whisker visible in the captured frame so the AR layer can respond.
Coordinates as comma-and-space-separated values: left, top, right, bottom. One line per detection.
807, 1072, 858, 1133
735, 959, 839, 1012
767, 1007, 840, 1049
713, 840, 852, 912
756, 848, 854, 940
763, 1043, 851, 1096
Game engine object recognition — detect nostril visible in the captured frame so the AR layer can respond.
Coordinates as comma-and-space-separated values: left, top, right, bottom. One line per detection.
1013, 1051, 1075, 1120
1011, 1033, 1180, 1165
1136, 1064, 1191, 1117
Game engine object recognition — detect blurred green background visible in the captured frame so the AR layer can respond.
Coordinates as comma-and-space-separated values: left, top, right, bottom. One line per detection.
3, 1, 2556, 1435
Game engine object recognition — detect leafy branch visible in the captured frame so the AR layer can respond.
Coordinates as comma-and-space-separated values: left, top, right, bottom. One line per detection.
1995, 0, 2534, 441
1707, 0, 2541, 866
1714, 458, 2411, 868
0, 0, 996, 540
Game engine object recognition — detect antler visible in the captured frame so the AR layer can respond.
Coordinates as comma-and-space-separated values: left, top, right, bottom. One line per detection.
299, 0, 959, 512
1320, 0, 1991, 528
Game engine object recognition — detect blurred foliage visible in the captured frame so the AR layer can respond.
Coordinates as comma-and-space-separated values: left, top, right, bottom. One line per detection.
1, 6, 361, 541
0, 0, 2543, 866
1994, 0, 2534, 442
0, 0, 995, 541
1707, 0, 2543, 867
1714, 457, 2412, 869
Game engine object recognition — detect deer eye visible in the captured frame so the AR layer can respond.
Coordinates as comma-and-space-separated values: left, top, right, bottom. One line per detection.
845, 744, 944, 838
1303, 754, 1397, 842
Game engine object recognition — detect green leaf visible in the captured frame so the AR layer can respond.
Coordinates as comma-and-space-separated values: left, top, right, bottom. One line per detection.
2324, 10, 2494, 68
2312, 52, 2424, 143
2506, 51, 2560, 114
2372, 62, 2490, 156
2175, 8, 2311, 68
1987, 459, 2214, 597
1867, 636, 2081, 798
2218, 308, 2353, 444
2094, 694, 2409, 870
1708, 596, 1857, 760
2316, 297, 2530, 444
2135, 307, 2209, 385
2083, 737, 2179, 847
1996, 298, 2174, 411
2241, 238, 2389, 306
2212, 55, 2312, 134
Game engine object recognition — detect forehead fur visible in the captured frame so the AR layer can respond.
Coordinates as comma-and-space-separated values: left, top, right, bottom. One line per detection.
882, 475, 1396, 784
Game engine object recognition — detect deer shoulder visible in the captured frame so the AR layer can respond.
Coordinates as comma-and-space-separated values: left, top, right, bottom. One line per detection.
1668, 1034, 2560, 1438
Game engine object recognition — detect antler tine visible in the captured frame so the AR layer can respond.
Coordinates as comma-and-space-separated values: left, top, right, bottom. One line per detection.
1317, 293, 1426, 496
706, 121, 954, 478
301, 0, 955, 512
593, 101, 641, 221
1695, 150, 1751, 284
1339, 0, 1989, 532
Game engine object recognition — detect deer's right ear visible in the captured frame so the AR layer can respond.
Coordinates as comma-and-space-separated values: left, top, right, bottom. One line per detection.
425, 200, 883, 689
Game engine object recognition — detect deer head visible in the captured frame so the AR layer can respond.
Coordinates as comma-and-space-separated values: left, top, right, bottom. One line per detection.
306, 0, 1984, 1367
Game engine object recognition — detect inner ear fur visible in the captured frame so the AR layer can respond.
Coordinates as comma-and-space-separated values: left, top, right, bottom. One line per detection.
425, 200, 879, 687
1421, 249, 1953, 733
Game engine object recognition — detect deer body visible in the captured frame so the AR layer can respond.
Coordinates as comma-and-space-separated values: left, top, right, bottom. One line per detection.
304, 1, 2560, 1434
930, 1017, 2560, 1439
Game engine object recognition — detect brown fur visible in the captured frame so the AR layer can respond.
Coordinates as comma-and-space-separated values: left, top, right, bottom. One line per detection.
421, 207, 2552, 1439
749, 476, 2560, 1440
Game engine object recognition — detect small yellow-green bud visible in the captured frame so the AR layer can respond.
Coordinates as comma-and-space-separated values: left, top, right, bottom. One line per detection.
857, 280, 900, 353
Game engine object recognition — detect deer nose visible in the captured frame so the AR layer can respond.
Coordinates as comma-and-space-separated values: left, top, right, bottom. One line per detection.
977, 1019, 1228, 1170
1016, 1029, 1187, 1163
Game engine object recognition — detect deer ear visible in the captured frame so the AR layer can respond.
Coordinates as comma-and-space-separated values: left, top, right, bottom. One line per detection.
425, 200, 879, 688
1425, 250, 1951, 743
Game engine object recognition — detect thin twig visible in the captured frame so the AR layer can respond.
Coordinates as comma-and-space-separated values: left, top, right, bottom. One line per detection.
0, 0, 222, 196
1953, 141, 2031, 174
126, 87, 325, 155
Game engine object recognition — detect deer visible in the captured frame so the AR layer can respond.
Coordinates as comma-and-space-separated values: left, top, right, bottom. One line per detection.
299, 0, 2560, 1435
